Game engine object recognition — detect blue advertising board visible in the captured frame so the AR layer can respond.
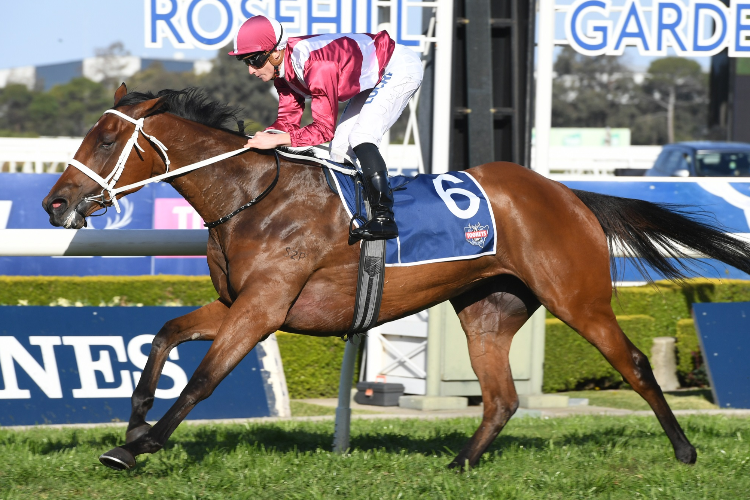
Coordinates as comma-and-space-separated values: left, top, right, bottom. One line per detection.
0, 306, 284, 426
692, 302, 750, 409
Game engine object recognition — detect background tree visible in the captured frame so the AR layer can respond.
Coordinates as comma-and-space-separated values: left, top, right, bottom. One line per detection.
27, 93, 59, 136
552, 46, 642, 131
0, 84, 37, 136
92, 42, 134, 91
640, 57, 707, 143
552, 47, 709, 145
47, 78, 110, 136
126, 62, 200, 94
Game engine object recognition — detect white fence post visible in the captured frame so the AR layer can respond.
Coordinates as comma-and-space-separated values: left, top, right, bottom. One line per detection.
533, 0, 555, 176
431, 0, 454, 175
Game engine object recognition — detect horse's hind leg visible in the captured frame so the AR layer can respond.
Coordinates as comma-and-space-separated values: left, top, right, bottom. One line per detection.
447, 275, 540, 469
126, 299, 228, 443
558, 303, 697, 464
528, 265, 696, 463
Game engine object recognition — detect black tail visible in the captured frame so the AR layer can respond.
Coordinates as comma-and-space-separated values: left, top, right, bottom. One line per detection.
572, 189, 750, 282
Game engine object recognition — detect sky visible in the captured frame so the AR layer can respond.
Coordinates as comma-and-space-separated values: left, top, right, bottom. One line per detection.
1, 0, 217, 69
0, 0, 711, 72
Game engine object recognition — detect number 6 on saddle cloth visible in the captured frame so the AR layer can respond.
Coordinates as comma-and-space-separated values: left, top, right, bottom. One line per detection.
331, 167, 497, 267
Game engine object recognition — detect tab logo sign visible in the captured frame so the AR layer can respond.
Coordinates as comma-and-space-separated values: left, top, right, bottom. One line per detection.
153, 198, 205, 258
154, 198, 205, 230
0, 307, 274, 426
567, 0, 750, 57
145, 0, 423, 50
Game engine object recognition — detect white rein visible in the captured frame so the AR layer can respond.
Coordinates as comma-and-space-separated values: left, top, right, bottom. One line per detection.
67, 109, 248, 214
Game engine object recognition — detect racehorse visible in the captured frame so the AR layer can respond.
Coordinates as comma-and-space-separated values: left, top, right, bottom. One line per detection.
43, 85, 750, 471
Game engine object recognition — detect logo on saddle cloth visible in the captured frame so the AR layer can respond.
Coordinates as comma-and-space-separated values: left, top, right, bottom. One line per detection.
464, 222, 489, 247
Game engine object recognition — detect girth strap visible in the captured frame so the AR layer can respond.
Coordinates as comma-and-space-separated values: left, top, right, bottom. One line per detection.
346, 178, 386, 338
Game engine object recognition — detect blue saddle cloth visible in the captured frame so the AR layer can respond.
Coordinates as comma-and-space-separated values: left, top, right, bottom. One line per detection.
329, 167, 497, 266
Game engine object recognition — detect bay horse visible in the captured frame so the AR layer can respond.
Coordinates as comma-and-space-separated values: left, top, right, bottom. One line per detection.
43, 85, 750, 471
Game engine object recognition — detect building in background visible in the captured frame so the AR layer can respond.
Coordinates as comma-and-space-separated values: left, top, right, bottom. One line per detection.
0, 56, 212, 91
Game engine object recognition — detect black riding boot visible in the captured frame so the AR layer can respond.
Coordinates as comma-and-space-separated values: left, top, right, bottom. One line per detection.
349, 143, 398, 243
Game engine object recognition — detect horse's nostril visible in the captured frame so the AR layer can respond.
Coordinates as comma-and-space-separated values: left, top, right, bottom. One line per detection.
49, 198, 67, 213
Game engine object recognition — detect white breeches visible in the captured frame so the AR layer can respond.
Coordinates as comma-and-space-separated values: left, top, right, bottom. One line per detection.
329, 44, 423, 164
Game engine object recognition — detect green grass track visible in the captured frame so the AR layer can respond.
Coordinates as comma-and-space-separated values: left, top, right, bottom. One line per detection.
1, 415, 749, 499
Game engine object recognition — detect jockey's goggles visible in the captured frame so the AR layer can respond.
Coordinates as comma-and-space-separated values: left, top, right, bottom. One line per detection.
237, 25, 284, 69
240, 51, 272, 69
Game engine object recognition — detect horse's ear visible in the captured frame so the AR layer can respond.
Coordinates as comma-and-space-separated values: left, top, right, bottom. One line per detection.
135, 96, 168, 118
113, 83, 128, 107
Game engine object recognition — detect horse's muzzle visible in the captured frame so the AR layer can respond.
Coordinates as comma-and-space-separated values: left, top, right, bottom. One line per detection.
43, 195, 87, 229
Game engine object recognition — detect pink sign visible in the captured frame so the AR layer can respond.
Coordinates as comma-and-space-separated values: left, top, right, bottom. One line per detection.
154, 198, 205, 229
154, 198, 205, 258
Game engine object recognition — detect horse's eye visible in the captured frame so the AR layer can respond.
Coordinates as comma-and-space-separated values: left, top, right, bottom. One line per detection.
100, 141, 115, 149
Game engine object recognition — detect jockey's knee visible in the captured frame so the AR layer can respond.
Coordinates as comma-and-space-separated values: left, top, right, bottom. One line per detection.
349, 128, 380, 151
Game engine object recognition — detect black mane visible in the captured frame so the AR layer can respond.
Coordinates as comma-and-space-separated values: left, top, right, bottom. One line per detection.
115, 88, 331, 160
115, 88, 244, 135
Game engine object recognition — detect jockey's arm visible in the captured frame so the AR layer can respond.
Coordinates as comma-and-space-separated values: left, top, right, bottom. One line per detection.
286, 61, 338, 147
245, 80, 301, 150
268, 79, 304, 132
244, 130, 291, 149
245, 63, 338, 150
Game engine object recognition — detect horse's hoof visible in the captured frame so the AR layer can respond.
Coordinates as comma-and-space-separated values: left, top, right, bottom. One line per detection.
676, 445, 697, 465
447, 458, 471, 472
126, 424, 151, 443
99, 447, 136, 471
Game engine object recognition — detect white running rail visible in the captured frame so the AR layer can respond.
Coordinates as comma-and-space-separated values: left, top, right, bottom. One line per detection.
0, 229, 747, 259
0, 137, 83, 173
0, 229, 207, 256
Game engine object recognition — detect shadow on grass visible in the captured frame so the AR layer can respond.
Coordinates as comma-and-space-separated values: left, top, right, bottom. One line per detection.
147, 422, 672, 468
1, 428, 124, 456
10, 417, 722, 473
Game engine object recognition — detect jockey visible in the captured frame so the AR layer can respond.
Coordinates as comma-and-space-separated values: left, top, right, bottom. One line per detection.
230, 15, 423, 242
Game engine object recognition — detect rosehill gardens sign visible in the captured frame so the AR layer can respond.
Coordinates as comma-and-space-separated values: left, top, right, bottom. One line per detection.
566, 0, 750, 57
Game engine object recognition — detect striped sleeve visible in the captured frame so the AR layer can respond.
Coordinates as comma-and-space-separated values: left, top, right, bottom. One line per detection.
288, 60, 339, 147
267, 79, 305, 134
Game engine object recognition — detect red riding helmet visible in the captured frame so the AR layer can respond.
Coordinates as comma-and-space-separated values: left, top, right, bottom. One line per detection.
228, 15, 286, 56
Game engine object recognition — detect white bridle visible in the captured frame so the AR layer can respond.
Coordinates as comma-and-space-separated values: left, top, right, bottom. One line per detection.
66, 109, 248, 216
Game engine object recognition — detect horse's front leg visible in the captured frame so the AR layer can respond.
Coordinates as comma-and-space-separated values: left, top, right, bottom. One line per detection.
126, 299, 229, 443
100, 288, 290, 471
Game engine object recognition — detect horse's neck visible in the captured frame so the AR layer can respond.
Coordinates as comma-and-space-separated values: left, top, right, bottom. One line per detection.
153, 115, 268, 224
